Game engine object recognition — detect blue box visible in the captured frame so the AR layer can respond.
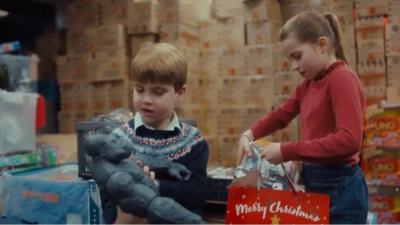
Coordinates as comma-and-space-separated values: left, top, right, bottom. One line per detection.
0, 163, 103, 224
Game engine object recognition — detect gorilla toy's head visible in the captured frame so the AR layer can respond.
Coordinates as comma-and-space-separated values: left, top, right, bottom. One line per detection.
84, 133, 133, 163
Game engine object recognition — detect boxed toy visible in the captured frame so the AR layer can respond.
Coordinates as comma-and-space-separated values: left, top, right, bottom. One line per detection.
0, 163, 102, 224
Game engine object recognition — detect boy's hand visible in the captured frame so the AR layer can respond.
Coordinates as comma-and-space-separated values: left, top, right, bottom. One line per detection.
260, 143, 283, 164
135, 159, 156, 181
167, 163, 191, 181
237, 131, 254, 165
143, 165, 156, 180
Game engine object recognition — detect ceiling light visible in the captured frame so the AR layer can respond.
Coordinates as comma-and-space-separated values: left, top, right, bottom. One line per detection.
0, 9, 9, 17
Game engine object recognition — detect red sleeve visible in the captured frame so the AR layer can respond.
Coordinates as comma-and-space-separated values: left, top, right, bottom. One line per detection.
250, 82, 303, 140
281, 71, 364, 163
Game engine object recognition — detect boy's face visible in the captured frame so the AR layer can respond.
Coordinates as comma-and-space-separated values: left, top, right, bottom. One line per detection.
133, 81, 185, 130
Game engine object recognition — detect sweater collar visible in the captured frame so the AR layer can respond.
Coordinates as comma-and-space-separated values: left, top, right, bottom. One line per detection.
314, 60, 346, 81
133, 112, 181, 132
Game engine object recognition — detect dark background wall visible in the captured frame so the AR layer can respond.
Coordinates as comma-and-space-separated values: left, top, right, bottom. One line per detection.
0, 0, 68, 51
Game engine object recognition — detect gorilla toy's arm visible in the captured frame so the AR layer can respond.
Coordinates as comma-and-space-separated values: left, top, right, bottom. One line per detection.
134, 153, 191, 181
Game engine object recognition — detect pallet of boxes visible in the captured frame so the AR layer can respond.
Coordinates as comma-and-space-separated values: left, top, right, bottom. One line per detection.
363, 102, 400, 224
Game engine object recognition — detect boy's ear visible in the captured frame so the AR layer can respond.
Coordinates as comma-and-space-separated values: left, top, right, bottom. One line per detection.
176, 85, 186, 98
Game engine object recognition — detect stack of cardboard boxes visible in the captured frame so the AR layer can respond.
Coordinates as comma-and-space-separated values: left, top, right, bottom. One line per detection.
57, 0, 132, 133
355, 3, 387, 106
363, 104, 400, 223
52, 0, 400, 167
386, 0, 400, 103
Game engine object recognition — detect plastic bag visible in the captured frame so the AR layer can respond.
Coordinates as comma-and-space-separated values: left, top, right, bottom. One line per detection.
0, 91, 37, 153
234, 141, 303, 191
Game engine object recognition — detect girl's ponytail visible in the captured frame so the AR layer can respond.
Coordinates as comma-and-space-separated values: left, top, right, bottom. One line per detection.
324, 13, 348, 64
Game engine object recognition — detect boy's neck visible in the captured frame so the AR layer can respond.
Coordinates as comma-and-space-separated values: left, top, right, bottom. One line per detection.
134, 112, 181, 131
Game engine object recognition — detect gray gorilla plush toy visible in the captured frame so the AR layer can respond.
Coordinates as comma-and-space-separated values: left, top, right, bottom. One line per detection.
84, 133, 205, 224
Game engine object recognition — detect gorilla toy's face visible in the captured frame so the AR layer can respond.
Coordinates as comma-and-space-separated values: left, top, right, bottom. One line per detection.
103, 135, 132, 162
85, 133, 133, 163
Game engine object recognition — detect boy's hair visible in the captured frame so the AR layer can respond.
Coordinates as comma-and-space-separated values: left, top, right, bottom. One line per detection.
279, 11, 348, 63
131, 43, 187, 90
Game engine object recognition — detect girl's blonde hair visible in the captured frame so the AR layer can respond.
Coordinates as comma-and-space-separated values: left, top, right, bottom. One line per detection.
131, 43, 187, 90
279, 11, 348, 63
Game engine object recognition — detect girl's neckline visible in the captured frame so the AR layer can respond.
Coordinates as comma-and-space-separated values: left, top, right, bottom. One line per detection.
314, 60, 346, 81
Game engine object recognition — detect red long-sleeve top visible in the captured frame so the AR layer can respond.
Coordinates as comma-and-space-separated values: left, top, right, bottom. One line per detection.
251, 62, 365, 165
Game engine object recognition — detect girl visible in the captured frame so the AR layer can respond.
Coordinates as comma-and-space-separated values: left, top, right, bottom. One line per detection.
238, 11, 368, 224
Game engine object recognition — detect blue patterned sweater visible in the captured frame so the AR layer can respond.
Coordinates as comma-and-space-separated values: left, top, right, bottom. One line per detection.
114, 119, 209, 211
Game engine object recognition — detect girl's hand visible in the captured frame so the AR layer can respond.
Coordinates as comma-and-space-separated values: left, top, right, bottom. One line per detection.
237, 131, 254, 164
260, 143, 283, 164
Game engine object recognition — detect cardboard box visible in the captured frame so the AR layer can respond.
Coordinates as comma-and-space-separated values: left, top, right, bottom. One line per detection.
272, 118, 299, 142
198, 77, 219, 108
386, 37, 400, 56
95, 25, 127, 51
218, 47, 245, 76
59, 83, 76, 111
56, 56, 72, 84
66, 29, 87, 54
92, 49, 129, 81
98, 0, 128, 26
69, 54, 91, 82
204, 135, 219, 166
280, 0, 309, 21
129, 34, 158, 58
199, 49, 219, 78
245, 21, 281, 45
388, 0, 400, 15
244, 75, 274, 108
74, 83, 92, 112
157, 0, 199, 27
199, 108, 218, 136
218, 135, 239, 166
58, 111, 75, 134
272, 48, 291, 72
242, 107, 267, 129
127, 0, 158, 34
211, 0, 243, 19
90, 82, 110, 112
355, 0, 387, 17
199, 20, 219, 50
357, 39, 385, 61
217, 107, 244, 135
218, 77, 245, 107
218, 18, 245, 47
274, 72, 300, 95
244, 44, 274, 75
159, 23, 199, 47
386, 18, 400, 41
387, 85, 400, 104
66, 1, 99, 30
357, 57, 386, 75
243, 0, 282, 23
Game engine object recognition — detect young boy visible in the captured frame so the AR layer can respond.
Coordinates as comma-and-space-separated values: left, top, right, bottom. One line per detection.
108, 43, 209, 223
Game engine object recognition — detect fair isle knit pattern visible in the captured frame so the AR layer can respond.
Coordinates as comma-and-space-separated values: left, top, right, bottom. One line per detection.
120, 122, 203, 160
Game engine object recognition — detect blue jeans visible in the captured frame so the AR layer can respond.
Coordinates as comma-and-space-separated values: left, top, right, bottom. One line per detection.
301, 163, 368, 224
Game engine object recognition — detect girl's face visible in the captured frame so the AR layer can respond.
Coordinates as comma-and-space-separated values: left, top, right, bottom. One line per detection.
133, 82, 185, 130
281, 35, 329, 80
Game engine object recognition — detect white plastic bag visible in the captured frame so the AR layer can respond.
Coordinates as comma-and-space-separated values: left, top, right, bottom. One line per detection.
0, 91, 37, 153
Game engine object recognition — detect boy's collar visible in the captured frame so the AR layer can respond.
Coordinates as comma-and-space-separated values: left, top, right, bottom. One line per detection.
133, 112, 181, 132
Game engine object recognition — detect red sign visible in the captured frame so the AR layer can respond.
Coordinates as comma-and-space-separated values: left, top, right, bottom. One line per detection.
225, 186, 330, 224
